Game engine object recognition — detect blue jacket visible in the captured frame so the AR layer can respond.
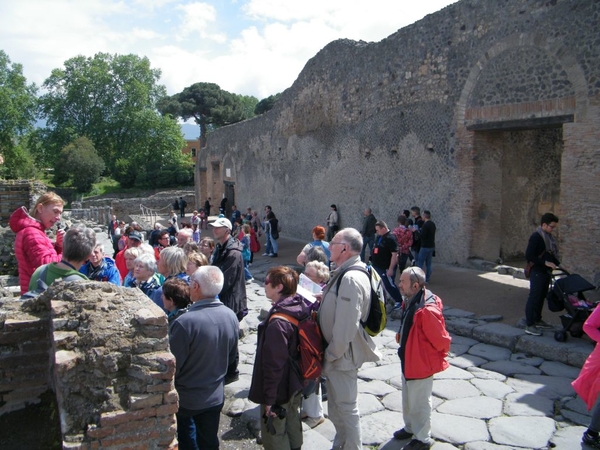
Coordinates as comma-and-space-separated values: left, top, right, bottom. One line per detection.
79, 257, 121, 286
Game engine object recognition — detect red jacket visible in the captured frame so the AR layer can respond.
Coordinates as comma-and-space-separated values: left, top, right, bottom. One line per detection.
400, 291, 451, 379
572, 306, 600, 409
9, 206, 63, 294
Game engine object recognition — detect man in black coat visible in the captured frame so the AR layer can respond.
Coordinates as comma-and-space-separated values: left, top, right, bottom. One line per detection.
524, 212, 560, 336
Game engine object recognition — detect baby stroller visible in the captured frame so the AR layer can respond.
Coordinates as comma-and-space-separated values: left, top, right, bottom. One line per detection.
546, 269, 597, 342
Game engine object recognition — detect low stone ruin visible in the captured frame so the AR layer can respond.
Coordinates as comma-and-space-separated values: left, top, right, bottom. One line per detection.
0, 280, 177, 449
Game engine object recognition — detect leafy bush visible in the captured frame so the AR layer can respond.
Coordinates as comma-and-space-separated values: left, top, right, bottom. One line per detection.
55, 137, 105, 192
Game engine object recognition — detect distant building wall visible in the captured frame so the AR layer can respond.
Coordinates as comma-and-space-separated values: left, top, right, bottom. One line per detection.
197, 0, 600, 283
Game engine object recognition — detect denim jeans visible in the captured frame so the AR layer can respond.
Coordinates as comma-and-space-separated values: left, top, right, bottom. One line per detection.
176, 403, 223, 450
360, 236, 375, 262
269, 234, 278, 255
417, 247, 435, 282
265, 232, 273, 254
372, 265, 402, 303
244, 261, 253, 280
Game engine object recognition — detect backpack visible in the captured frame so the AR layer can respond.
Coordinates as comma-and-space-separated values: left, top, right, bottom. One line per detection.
269, 312, 324, 383
335, 265, 387, 336
21, 265, 82, 299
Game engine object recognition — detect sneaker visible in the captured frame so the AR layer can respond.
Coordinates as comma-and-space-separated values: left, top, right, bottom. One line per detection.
392, 302, 402, 311
535, 320, 553, 329
525, 325, 542, 336
402, 439, 431, 450
262, 252, 269, 256
246, 277, 254, 284
303, 416, 325, 428
269, 253, 278, 257
583, 431, 600, 449
393, 428, 412, 440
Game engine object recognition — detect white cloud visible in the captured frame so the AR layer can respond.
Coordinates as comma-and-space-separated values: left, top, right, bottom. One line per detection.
0, 0, 457, 99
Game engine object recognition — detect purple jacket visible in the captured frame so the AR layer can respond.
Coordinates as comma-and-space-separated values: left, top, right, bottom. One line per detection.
248, 295, 309, 406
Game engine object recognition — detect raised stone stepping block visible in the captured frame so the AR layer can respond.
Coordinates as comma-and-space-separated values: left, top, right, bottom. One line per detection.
503, 392, 554, 416
480, 360, 542, 377
431, 412, 489, 444
360, 410, 404, 446
468, 343, 512, 361
470, 378, 514, 399
433, 379, 480, 400
488, 416, 555, 448
436, 396, 503, 419
472, 323, 523, 349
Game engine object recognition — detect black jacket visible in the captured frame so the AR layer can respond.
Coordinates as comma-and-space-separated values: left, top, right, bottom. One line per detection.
212, 236, 247, 320
361, 214, 377, 238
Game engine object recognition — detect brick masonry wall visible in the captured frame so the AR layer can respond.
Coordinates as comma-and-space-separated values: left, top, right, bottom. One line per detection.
0, 282, 178, 449
0, 296, 52, 416
200, 0, 600, 282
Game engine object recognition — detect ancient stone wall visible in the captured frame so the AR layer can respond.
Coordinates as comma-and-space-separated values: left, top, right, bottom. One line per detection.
0, 282, 177, 449
199, 0, 600, 282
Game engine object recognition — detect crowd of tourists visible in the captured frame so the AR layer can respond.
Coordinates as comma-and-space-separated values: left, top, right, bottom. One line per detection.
8, 193, 600, 450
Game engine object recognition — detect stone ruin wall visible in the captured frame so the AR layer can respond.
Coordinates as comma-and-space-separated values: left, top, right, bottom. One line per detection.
0, 282, 177, 449
200, 0, 600, 282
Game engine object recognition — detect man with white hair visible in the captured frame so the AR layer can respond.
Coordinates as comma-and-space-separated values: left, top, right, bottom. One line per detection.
177, 228, 193, 248
169, 266, 239, 450
393, 266, 450, 450
318, 227, 381, 450
210, 216, 247, 384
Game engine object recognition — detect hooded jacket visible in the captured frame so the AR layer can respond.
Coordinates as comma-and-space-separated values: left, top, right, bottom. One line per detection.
248, 295, 308, 406
79, 257, 121, 286
10, 206, 62, 294
398, 289, 451, 379
211, 236, 247, 320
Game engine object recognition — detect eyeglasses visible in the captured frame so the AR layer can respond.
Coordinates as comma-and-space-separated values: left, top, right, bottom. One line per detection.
264, 278, 271, 286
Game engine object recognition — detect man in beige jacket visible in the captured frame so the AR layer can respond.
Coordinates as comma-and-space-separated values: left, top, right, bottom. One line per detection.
318, 228, 381, 450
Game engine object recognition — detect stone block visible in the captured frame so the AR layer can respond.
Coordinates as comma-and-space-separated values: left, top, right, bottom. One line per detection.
472, 323, 523, 350
129, 394, 163, 410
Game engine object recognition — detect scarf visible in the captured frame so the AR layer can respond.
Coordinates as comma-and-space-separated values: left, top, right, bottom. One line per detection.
87, 259, 106, 281
536, 226, 560, 261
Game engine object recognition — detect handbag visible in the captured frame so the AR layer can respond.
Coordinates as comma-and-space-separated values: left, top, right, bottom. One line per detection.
524, 261, 534, 279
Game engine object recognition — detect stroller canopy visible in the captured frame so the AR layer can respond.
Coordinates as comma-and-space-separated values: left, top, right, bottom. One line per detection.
554, 274, 596, 295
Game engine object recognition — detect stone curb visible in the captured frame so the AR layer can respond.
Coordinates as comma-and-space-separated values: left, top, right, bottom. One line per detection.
444, 316, 593, 368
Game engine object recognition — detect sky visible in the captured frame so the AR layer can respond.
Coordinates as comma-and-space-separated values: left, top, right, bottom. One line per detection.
1, 0, 457, 101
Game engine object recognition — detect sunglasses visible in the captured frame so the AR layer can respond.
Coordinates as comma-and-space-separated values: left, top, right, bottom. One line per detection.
264, 278, 271, 286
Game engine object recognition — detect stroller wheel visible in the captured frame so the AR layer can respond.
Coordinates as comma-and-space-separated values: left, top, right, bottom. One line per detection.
571, 329, 584, 338
554, 330, 568, 342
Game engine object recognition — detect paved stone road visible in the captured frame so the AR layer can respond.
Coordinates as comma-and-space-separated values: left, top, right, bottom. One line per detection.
224, 278, 591, 450
93, 226, 593, 449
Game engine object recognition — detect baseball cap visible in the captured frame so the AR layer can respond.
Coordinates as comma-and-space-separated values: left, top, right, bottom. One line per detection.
128, 230, 143, 241
210, 217, 232, 230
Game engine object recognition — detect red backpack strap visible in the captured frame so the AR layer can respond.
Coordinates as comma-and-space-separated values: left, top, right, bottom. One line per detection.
269, 312, 299, 327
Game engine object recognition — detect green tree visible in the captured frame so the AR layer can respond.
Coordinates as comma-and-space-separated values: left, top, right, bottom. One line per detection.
0, 50, 38, 178
58, 137, 105, 192
157, 82, 246, 147
38, 53, 174, 176
254, 93, 281, 115
236, 94, 258, 120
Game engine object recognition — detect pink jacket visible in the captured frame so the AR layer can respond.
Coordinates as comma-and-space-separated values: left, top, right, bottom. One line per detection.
9, 206, 63, 294
572, 307, 600, 410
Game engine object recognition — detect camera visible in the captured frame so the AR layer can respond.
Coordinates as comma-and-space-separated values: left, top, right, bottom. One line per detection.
263, 405, 286, 435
